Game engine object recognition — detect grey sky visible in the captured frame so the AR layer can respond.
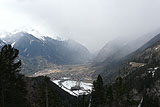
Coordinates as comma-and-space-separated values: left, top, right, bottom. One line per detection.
1, 0, 160, 52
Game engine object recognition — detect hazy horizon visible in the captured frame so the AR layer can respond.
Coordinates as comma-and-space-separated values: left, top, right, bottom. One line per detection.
1, 0, 160, 52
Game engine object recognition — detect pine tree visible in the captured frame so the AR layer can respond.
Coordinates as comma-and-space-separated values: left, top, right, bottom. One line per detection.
90, 81, 97, 107
115, 76, 123, 98
105, 85, 113, 106
91, 75, 104, 107
0, 45, 27, 107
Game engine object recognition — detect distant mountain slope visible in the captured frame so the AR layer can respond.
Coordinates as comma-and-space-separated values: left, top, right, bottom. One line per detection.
95, 31, 158, 64
94, 32, 160, 84
129, 33, 160, 58
0, 29, 91, 74
94, 38, 127, 63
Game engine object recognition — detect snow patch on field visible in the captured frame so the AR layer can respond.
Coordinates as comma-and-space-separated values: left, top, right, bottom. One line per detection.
52, 78, 92, 96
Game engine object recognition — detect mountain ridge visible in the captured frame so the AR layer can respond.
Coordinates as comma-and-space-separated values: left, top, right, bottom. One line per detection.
93, 32, 160, 84
0, 29, 91, 75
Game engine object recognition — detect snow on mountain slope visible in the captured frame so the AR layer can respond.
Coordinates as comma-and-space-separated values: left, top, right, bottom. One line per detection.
0, 39, 5, 47
12, 26, 55, 41
0, 26, 59, 41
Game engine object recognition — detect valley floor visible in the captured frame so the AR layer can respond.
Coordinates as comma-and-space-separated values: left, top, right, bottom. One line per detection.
31, 63, 95, 96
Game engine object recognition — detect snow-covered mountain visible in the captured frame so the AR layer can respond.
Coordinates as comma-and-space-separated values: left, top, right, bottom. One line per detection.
0, 28, 91, 74
0, 26, 64, 41
0, 39, 5, 48
11, 26, 56, 40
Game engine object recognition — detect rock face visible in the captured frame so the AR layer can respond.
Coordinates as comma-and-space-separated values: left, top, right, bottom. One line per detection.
0, 29, 91, 74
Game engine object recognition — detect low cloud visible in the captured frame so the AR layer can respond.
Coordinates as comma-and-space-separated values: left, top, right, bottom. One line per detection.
1, 0, 160, 52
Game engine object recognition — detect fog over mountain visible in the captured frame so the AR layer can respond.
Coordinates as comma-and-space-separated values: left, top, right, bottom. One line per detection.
1, 0, 160, 52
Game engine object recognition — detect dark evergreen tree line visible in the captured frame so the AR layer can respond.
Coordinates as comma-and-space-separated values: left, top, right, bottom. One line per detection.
90, 69, 160, 107
0, 45, 27, 107
0, 44, 87, 107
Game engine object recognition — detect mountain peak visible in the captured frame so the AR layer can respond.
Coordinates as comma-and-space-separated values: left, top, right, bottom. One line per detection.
11, 26, 47, 40
0, 26, 60, 41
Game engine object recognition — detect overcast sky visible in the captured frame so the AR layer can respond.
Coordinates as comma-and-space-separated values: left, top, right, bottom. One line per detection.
1, 0, 160, 52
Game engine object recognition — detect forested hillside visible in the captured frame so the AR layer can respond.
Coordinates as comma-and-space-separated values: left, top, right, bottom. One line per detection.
0, 45, 89, 107
90, 34, 160, 107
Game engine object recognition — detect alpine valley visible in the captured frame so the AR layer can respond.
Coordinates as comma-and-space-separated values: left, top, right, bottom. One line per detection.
1, 27, 160, 107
